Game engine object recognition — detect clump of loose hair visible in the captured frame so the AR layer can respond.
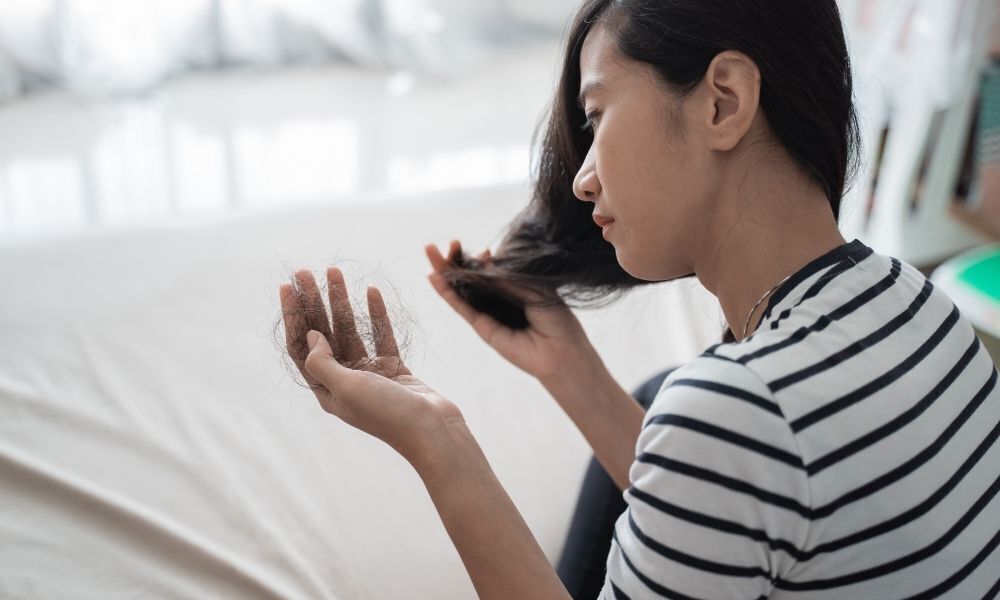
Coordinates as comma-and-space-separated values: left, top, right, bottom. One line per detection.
273, 264, 419, 390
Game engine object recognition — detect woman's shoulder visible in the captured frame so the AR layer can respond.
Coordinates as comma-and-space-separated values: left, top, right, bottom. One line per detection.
644, 353, 787, 429
703, 246, 972, 386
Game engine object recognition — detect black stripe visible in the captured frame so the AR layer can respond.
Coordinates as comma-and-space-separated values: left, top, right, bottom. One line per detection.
778, 471, 1000, 590
704, 342, 724, 355
626, 510, 772, 579
702, 352, 745, 367
767, 250, 867, 330
667, 378, 782, 417
612, 531, 708, 600
761, 239, 872, 322
900, 525, 1000, 599
610, 580, 633, 600
769, 278, 934, 393
792, 304, 961, 434
627, 486, 807, 560
738, 258, 902, 364
803, 416, 1000, 558
811, 368, 997, 519
806, 334, 980, 473
636, 452, 811, 518
645, 414, 803, 469
982, 569, 1000, 600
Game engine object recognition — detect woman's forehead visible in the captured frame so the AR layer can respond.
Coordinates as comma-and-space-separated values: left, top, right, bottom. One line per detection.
579, 24, 660, 106
580, 24, 617, 74
579, 25, 625, 99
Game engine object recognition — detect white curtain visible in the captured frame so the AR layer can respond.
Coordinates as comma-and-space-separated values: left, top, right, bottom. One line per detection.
0, 0, 579, 103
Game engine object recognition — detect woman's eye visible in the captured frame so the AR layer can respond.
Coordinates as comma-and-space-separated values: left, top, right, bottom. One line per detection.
581, 111, 600, 133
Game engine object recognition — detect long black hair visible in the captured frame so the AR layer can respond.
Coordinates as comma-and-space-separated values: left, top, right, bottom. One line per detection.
442, 0, 861, 341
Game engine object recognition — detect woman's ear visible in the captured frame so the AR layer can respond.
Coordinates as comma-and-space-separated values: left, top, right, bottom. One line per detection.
701, 50, 761, 152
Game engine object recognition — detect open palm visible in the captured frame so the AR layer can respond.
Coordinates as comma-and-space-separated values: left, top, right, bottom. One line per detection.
280, 267, 462, 459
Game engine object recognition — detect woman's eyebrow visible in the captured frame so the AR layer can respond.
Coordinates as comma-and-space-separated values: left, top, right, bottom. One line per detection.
577, 79, 606, 109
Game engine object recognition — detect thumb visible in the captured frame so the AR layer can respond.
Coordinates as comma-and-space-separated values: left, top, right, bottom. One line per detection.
306, 330, 326, 352
304, 330, 346, 385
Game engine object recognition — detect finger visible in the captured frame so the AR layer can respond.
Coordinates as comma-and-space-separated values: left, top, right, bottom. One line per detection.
303, 330, 354, 396
279, 282, 309, 363
326, 266, 369, 363
447, 239, 461, 262
366, 285, 401, 358
424, 243, 452, 272
293, 269, 333, 341
279, 283, 324, 388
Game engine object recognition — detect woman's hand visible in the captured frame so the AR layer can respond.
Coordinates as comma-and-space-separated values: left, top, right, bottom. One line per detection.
280, 267, 464, 463
425, 240, 599, 385
426, 242, 642, 493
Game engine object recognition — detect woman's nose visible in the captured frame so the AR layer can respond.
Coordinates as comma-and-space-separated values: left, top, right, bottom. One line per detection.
572, 151, 601, 202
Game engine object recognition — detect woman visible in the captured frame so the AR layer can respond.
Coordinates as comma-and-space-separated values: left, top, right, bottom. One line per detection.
279, 0, 1000, 597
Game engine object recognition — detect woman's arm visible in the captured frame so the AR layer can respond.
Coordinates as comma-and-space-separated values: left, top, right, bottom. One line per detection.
410, 420, 572, 600
282, 270, 572, 598
538, 349, 646, 491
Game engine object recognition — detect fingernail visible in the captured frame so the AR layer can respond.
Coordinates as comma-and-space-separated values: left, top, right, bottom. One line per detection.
306, 330, 320, 350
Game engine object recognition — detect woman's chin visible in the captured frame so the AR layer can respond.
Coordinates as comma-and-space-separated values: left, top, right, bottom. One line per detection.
615, 253, 650, 281
619, 254, 694, 283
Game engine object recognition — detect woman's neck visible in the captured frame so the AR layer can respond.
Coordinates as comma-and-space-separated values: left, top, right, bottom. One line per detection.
695, 161, 847, 341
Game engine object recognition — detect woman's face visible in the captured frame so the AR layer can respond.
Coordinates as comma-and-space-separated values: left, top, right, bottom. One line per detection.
572, 24, 711, 281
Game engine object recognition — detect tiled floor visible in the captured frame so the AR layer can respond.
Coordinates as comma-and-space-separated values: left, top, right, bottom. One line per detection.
0, 39, 562, 239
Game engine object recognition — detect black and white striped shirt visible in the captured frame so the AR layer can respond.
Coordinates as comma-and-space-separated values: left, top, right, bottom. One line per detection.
600, 239, 1000, 599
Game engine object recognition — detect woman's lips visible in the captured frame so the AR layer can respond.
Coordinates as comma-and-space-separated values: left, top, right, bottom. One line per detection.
593, 213, 614, 239
592, 213, 614, 227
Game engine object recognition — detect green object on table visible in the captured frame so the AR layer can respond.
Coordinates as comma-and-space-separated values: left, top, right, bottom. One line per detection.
957, 251, 1000, 300
931, 245, 1000, 367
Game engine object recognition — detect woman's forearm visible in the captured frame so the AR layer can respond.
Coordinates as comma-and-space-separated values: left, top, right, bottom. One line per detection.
538, 351, 645, 491
409, 422, 572, 600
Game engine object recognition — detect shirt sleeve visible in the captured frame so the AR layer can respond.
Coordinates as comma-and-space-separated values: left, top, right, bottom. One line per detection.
598, 357, 811, 600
